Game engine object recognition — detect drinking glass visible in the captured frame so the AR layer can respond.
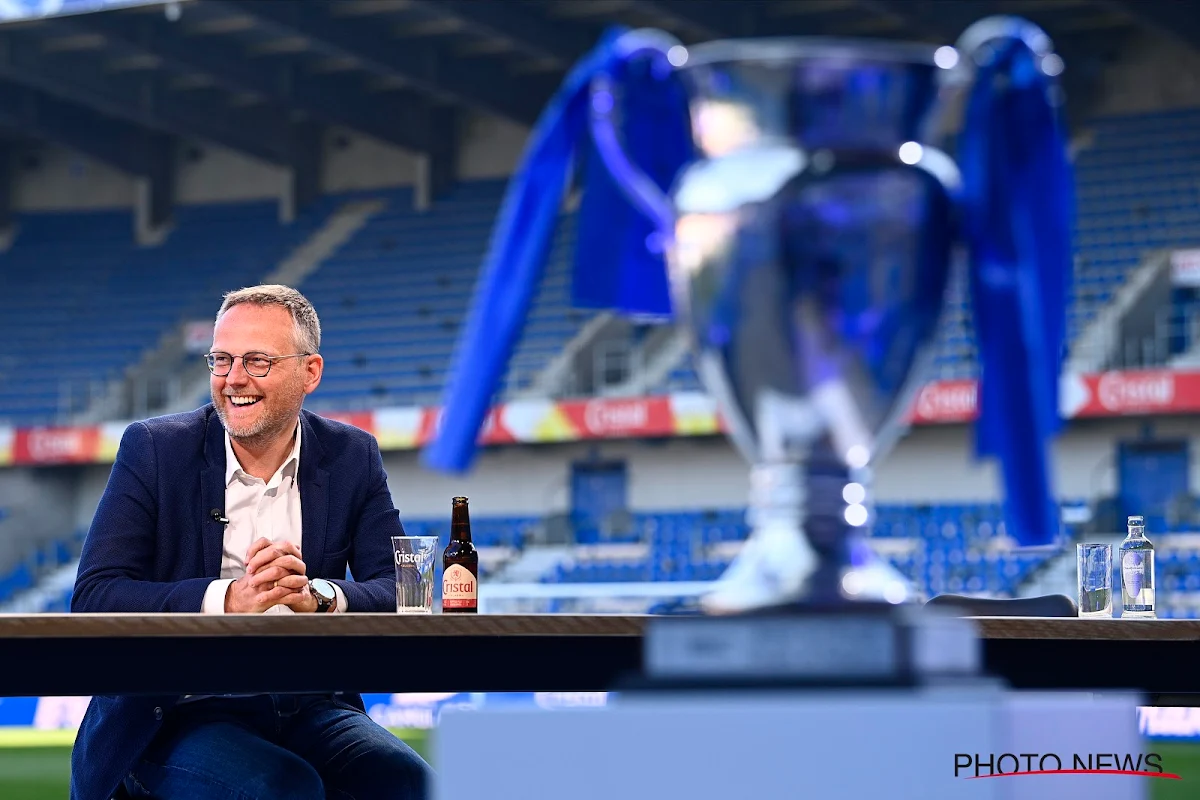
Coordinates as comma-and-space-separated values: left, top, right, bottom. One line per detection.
392, 536, 439, 614
1077, 543, 1113, 618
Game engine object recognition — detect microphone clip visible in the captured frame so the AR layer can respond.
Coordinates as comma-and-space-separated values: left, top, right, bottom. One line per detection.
210, 509, 230, 525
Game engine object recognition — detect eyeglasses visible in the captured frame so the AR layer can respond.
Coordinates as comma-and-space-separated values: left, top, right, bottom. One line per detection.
205, 351, 311, 378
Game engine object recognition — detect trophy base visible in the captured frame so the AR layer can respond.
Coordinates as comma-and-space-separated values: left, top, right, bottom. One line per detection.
640, 600, 982, 690
699, 524, 915, 615
698, 520, 816, 615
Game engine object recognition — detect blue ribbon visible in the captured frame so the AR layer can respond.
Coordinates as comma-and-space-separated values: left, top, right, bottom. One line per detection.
572, 53, 691, 319
421, 27, 691, 474
959, 35, 1074, 547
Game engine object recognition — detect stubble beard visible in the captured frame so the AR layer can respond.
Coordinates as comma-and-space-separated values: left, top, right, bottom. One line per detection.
212, 371, 306, 449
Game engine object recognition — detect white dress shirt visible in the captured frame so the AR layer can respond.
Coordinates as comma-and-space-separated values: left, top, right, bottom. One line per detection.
199, 418, 348, 614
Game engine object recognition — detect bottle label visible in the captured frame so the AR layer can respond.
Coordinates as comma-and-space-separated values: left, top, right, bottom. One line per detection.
443, 564, 477, 609
1122, 551, 1146, 598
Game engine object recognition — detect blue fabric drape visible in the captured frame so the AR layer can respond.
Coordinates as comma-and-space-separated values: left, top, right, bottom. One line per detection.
959, 38, 1074, 546
422, 27, 691, 473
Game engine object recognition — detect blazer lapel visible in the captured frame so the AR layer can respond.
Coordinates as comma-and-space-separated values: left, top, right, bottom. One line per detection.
200, 408, 227, 578
299, 411, 329, 572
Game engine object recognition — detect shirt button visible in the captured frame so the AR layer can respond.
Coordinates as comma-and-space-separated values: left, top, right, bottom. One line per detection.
153, 707, 163, 721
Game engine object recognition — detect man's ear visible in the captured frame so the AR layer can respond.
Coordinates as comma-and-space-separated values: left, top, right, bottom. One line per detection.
303, 354, 324, 395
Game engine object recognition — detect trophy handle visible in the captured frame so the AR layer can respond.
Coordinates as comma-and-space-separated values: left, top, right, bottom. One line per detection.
588, 29, 686, 247
954, 15, 1058, 67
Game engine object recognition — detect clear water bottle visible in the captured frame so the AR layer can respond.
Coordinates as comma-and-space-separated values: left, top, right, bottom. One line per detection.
1120, 515, 1155, 618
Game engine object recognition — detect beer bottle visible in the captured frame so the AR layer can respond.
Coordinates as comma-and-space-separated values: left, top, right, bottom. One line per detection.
442, 496, 478, 613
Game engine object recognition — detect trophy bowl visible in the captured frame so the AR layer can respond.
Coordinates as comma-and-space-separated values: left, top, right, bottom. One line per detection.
589, 20, 1067, 614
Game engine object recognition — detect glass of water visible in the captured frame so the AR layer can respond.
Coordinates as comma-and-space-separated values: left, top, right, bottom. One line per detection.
392, 536, 439, 614
1077, 543, 1113, 618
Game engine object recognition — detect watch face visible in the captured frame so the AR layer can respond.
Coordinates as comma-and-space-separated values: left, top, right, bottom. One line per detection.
311, 579, 334, 602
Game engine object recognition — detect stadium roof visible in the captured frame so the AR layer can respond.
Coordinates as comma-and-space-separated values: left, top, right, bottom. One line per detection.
0, 0, 1183, 219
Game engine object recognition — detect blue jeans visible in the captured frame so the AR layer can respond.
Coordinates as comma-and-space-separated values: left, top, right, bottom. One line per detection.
122, 694, 433, 800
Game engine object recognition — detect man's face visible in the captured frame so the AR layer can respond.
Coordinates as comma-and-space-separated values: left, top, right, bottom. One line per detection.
209, 304, 321, 446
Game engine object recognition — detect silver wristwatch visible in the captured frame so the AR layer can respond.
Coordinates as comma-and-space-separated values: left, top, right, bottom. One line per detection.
309, 578, 336, 613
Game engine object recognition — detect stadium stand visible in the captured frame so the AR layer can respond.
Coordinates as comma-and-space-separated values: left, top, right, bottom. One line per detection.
301, 181, 587, 412
0, 527, 83, 612
538, 504, 1058, 601
0, 517, 520, 614
2, 96, 1199, 615
0, 502, 1050, 612
7, 109, 1197, 424
931, 108, 1200, 379
659, 351, 704, 394
20, 503, 1200, 615
1158, 542, 1200, 618
0, 198, 339, 427
0, 181, 589, 426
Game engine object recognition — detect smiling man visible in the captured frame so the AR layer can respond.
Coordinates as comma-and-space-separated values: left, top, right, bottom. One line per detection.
204, 290, 335, 614
69, 285, 433, 800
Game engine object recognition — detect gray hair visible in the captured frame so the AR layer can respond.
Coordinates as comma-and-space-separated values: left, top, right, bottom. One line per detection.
216, 284, 321, 354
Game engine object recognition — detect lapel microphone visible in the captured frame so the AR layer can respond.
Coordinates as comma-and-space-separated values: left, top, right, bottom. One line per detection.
210, 509, 230, 525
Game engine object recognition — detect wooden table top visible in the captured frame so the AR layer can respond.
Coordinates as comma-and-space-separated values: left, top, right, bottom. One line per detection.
970, 616, 1200, 641
0, 612, 1196, 642
0, 613, 1198, 697
0, 612, 647, 638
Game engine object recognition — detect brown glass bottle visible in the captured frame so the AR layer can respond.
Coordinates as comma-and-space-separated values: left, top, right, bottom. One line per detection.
442, 496, 479, 613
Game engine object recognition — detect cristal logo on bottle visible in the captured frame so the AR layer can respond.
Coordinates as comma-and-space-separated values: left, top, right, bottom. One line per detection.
443, 563, 477, 608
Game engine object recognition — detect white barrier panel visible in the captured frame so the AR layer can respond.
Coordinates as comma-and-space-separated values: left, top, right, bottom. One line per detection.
0, 0, 179, 24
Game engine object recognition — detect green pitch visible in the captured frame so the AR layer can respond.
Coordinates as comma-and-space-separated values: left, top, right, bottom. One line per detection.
1152, 743, 1200, 800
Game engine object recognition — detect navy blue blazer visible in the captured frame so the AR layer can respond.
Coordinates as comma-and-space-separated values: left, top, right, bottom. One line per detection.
69, 405, 406, 800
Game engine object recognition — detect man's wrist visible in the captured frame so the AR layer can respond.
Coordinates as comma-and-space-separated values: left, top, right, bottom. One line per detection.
330, 582, 347, 614
309, 578, 337, 612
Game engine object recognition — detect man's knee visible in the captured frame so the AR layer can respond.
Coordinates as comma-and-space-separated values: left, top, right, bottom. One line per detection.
339, 737, 433, 800
244, 752, 324, 799
128, 750, 324, 800
378, 739, 434, 797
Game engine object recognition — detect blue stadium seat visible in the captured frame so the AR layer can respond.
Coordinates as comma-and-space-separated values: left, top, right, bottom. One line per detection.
301, 181, 593, 411
0, 199, 337, 426
0, 180, 595, 423
536, 502, 1060, 598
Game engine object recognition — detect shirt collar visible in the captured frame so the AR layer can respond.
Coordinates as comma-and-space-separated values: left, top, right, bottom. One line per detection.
225, 417, 302, 488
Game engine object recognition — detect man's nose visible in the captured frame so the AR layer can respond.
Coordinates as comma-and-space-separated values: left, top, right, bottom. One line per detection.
225, 358, 251, 383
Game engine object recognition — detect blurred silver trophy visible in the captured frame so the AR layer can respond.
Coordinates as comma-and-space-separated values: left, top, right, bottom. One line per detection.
587, 18, 1071, 614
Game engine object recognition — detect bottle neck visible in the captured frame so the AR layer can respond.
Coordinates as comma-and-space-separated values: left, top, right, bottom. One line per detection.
451, 506, 472, 543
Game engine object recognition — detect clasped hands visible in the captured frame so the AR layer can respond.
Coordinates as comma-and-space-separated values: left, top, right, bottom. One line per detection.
224, 538, 317, 614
